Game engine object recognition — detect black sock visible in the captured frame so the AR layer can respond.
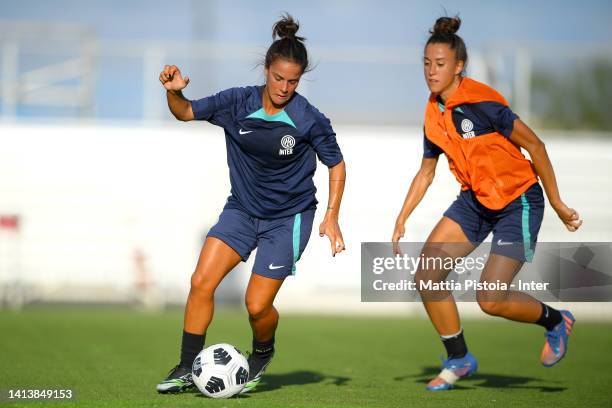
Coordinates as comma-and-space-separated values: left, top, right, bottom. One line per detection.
441, 329, 468, 359
252, 337, 275, 358
535, 303, 562, 331
179, 330, 205, 368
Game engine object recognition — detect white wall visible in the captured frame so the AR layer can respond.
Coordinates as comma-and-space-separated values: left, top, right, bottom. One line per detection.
1, 123, 611, 317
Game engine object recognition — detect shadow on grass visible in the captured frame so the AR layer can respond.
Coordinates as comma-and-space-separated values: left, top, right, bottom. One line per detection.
256, 370, 350, 393
395, 366, 566, 392
192, 370, 350, 399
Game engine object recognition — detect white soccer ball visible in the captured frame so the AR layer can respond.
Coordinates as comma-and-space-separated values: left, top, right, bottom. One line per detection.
192, 343, 249, 398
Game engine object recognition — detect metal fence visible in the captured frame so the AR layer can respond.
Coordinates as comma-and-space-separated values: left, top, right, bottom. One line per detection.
3, 20, 610, 126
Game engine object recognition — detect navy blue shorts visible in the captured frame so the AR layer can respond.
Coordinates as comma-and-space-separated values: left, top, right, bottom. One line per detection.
443, 183, 545, 262
207, 208, 315, 279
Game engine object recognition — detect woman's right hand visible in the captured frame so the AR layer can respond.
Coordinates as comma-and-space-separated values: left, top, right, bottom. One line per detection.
392, 219, 406, 255
159, 65, 190, 92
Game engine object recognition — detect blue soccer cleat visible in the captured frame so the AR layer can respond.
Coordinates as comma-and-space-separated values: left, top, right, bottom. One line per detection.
541, 310, 575, 367
426, 352, 478, 391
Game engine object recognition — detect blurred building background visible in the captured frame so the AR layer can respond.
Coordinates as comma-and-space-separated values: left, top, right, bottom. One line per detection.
0, 1, 611, 316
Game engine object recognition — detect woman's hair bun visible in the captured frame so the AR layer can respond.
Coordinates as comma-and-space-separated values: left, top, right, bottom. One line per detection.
430, 16, 461, 36
272, 13, 305, 42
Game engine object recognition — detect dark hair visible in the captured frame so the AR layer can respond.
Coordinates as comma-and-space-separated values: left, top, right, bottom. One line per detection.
426, 16, 468, 75
265, 13, 310, 73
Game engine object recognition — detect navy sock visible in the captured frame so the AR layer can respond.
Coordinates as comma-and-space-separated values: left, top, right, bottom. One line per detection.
179, 330, 205, 368
441, 329, 468, 359
535, 303, 562, 331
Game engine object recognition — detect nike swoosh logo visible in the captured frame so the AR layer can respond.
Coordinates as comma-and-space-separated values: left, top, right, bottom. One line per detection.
497, 239, 514, 246
268, 263, 285, 270
239, 129, 253, 135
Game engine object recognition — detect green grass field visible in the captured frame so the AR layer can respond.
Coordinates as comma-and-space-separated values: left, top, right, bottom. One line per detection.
0, 307, 611, 408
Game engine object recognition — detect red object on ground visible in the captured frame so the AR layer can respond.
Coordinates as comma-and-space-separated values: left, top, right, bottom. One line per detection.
0, 215, 20, 230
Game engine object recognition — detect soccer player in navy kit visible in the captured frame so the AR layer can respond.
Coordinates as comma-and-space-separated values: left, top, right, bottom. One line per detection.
155, 15, 346, 394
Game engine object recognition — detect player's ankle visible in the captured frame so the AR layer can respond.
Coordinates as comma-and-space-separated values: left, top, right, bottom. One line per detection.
535, 303, 562, 331
441, 328, 468, 359
180, 330, 205, 368
252, 336, 275, 357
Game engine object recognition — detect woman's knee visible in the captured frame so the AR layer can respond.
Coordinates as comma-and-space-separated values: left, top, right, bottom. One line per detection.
414, 268, 449, 298
189, 272, 216, 298
414, 269, 430, 291
245, 298, 272, 320
476, 291, 507, 316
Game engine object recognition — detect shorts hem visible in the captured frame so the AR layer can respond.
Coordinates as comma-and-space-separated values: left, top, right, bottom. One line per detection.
206, 232, 250, 262
490, 246, 533, 263
442, 213, 481, 244
251, 269, 288, 280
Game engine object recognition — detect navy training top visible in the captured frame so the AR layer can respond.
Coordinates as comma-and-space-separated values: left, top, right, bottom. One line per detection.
191, 86, 343, 219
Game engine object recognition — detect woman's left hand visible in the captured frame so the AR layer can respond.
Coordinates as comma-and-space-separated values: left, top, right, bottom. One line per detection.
553, 202, 583, 232
319, 216, 345, 257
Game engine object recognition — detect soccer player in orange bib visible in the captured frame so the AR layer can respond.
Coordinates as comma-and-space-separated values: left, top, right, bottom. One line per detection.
392, 16, 582, 391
